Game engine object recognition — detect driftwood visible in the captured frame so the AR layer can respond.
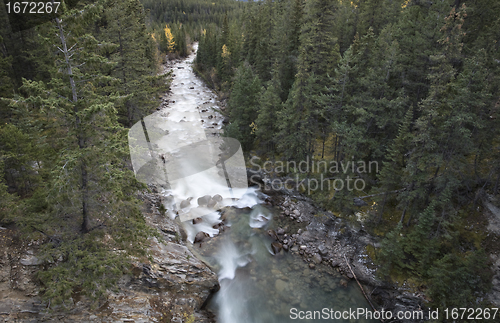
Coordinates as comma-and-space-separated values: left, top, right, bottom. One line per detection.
343, 254, 385, 322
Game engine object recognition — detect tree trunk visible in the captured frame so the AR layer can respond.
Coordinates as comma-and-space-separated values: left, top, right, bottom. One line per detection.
55, 16, 89, 233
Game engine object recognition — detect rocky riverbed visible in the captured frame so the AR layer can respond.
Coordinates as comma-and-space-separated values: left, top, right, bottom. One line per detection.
245, 168, 430, 322
0, 187, 219, 323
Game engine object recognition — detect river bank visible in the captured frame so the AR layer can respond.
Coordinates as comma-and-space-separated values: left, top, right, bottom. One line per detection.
245, 169, 429, 322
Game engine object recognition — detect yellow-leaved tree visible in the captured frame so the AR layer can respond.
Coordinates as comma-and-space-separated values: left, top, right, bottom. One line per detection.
164, 24, 175, 53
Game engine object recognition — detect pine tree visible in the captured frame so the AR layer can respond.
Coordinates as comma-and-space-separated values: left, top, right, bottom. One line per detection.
103, 0, 167, 126
0, 157, 17, 224
278, 0, 339, 161
255, 67, 282, 153
375, 106, 414, 222
11, 2, 148, 305
405, 4, 482, 214
224, 63, 261, 151
271, 0, 303, 101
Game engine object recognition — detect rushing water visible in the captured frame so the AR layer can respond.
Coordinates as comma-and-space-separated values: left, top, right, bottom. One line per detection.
152, 44, 377, 323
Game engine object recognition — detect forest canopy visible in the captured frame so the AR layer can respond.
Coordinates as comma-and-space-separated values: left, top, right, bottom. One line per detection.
1, 0, 499, 312
195, 0, 500, 309
0, 0, 166, 305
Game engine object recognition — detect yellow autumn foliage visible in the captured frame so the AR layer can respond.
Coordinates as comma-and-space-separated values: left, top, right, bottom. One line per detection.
164, 25, 176, 53
221, 44, 230, 58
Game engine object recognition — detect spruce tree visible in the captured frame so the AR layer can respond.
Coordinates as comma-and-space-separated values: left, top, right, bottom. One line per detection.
224, 63, 261, 151
103, 0, 166, 126
278, 0, 339, 161
255, 67, 282, 153
11, 1, 149, 305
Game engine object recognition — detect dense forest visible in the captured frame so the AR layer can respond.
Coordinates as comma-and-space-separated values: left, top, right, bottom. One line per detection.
0, 0, 169, 305
142, 0, 245, 56
1, 0, 500, 315
195, 0, 500, 309
0, 0, 247, 309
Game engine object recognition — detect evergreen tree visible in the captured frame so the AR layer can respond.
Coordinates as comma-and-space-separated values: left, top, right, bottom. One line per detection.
271, 0, 303, 102
375, 106, 414, 222
10, 2, 149, 305
255, 67, 282, 153
278, 0, 340, 161
103, 0, 167, 126
224, 63, 261, 151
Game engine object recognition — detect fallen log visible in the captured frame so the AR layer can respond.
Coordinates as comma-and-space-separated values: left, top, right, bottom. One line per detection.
344, 254, 385, 322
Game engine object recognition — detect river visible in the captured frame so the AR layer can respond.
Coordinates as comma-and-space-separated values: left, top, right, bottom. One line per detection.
132, 44, 377, 323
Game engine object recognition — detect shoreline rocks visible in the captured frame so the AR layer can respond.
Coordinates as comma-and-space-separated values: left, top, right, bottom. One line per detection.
249, 168, 429, 322
0, 188, 219, 323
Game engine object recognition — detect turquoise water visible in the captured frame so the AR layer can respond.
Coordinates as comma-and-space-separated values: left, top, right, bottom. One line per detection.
198, 204, 378, 323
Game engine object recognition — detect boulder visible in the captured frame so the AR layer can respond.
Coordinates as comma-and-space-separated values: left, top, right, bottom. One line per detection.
194, 232, 209, 243
20, 255, 42, 266
197, 195, 211, 206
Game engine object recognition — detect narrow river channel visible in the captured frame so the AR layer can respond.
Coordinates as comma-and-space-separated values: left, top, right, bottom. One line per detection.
132, 44, 377, 323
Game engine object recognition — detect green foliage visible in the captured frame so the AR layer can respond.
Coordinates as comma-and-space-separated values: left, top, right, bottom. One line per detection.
37, 234, 127, 306
102, 0, 168, 126
427, 250, 491, 308
0, 0, 157, 306
0, 159, 17, 224
378, 222, 405, 277
255, 68, 283, 153
196, 0, 500, 308
224, 63, 261, 151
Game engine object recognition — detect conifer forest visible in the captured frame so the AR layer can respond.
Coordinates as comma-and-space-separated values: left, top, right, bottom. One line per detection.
1, 0, 500, 321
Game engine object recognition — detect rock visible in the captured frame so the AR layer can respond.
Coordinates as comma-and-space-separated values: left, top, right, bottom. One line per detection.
209, 195, 222, 208
193, 217, 203, 225
340, 279, 348, 288
318, 245, 328, 256
300, 245, 307, 250
309, 263, 316, 269
20, 255, 42, 266
312, 254, 322, 264
207, 198, 217, 209
194, 231, 208, 243
180, 197, 193, 209
275, 279, 287, 293
291, 245, 299, 252
197, 195, 211, 206
297, 229, 303, 234
189, 87, 194, 89
293, 209, 300, 216
271, 242, 283, 255
276, 228, 285, 235
353, 198, 368, 207
267, 230, 278, 241
179, 226, 188, 241
283, 244, 289, 251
